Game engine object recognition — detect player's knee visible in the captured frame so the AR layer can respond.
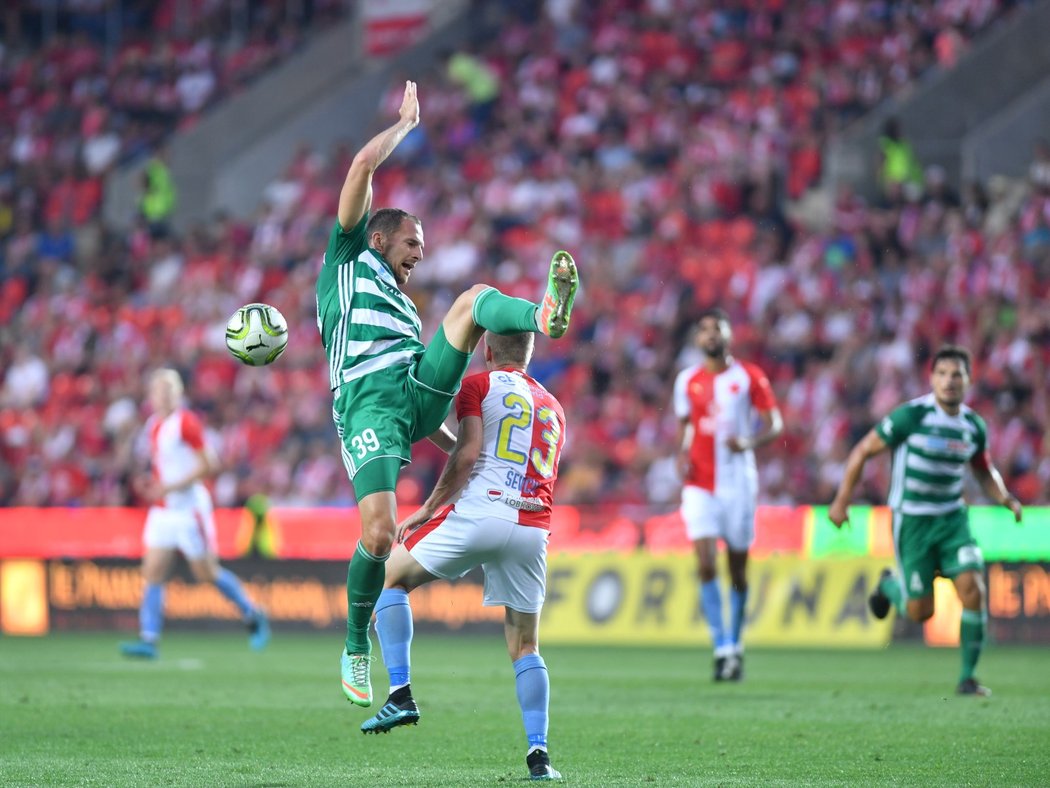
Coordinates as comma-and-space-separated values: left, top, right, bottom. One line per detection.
958, 584, 984, 610
451, 283, 488, 312
697, 565, 717, 583
192, 560, 220, 583
955, 572, 985, 610
509, 641, 539, 662
362, 531, 394, 557
464, 283, 491, 301
360, 514, 397, 557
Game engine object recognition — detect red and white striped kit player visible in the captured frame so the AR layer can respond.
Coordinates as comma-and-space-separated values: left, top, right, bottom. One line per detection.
121, 369, 268, 660
404, 365, 566, 613
673, 358, 778, 548
143, 406, 218, 558
452, 367, 566, 528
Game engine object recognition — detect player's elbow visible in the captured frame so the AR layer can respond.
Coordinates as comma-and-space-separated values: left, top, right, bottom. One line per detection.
350, 150, 379, 177
846, 445, 871, 473
457, 448, 481, 471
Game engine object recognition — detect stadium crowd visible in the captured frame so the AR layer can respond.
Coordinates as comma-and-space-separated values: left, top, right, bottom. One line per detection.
0, 0, 349, 235
2, 0, 1047, 516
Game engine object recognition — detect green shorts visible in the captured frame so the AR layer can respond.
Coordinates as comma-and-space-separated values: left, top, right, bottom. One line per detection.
892, 508, 983, 600
332, 326, 471, 499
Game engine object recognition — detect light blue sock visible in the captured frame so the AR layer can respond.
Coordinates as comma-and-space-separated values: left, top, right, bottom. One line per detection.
513, 653, 549, 750
140, 583, 164, 642
214, 568, 256, 619
700, 579, 729, 649
375, 588, 413, 688
729, 587, 748, 649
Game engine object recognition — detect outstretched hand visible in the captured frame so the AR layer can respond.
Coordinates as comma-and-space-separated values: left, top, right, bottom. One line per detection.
396, 506, 432, 544
399, 80, 420, 127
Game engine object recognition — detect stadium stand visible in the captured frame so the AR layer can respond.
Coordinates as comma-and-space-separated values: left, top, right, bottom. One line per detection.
1, 0, 1046, 520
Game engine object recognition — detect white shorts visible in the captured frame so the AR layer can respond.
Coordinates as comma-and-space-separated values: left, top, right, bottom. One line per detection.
143, 506, 217, 559
406, 505, 549, 614
680, 486, 756, 551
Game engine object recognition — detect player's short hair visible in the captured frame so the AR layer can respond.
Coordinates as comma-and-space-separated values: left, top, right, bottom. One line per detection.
486, 332, 534, 367
367, 208, 421, 239
150, 368, 184, 394
697, 307, 730, 327
931, 344, 972, 375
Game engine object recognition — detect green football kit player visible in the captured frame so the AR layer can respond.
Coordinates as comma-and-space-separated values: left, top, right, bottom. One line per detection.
317, 81, 578, 707
830, 345, 1023, 697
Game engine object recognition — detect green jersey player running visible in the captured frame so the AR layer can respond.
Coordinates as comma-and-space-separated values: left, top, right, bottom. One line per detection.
317, 80, 578, 708
829, 345, 1022, 697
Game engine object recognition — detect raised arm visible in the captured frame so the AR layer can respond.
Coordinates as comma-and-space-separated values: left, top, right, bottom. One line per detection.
829, 428, 888, 528
337, 80, 420, 231
397, 415, 483, 542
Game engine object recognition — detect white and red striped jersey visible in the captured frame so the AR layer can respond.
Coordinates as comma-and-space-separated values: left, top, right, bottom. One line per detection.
147, 408, 212, 510
450, 367, 566, 529
673, 359, 777, 495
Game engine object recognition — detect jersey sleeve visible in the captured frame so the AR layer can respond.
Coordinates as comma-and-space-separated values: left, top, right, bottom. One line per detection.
323, 215, 368, 267
672, 368, 692, 419
744, 362, 777, 411
179, 411, 205, 450
455, 374, 490, 420
874, 403, 919, 448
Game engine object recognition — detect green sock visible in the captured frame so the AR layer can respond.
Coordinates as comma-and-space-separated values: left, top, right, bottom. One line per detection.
345, 541, 388, 655
472, 287, 539, 334
959, 608, 985, 682
879, 572, 905, 615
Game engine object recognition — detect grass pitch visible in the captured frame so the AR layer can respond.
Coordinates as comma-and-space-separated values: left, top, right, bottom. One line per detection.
1, 633, 1047, 786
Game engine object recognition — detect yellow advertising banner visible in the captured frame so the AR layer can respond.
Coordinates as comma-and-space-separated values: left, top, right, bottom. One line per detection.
542, 553, 893, 648
0, 559, 49, 635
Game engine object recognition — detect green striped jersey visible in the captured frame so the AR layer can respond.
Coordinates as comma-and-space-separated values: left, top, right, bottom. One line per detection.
875, 393, 988, 516
315, 217, 424, 390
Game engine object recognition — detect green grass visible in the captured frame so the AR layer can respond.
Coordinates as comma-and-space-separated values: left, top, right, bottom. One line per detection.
1, 634, 1048, 786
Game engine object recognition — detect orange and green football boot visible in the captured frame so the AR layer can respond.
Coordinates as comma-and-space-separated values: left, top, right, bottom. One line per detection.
537, 251, 578, 339
341, 651, 373, 707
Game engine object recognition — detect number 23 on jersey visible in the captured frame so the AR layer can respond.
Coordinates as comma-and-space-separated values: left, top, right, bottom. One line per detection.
495, 392, 561, 477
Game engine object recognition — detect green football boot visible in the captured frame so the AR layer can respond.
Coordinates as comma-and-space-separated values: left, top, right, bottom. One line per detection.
340, 651, 373, 707
537, 251, 578, 339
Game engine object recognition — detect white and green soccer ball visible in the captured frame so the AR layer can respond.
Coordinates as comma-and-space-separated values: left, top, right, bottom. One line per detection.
225, 303, 289, 366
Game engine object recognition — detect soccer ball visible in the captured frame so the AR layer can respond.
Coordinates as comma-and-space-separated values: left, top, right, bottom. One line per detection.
225, 303, 289, 366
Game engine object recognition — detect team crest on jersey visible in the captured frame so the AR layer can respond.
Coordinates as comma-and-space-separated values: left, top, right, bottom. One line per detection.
487, 489, 504, 501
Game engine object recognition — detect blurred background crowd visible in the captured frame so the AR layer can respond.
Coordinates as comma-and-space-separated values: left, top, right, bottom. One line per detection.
1, 0, 1047, 514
